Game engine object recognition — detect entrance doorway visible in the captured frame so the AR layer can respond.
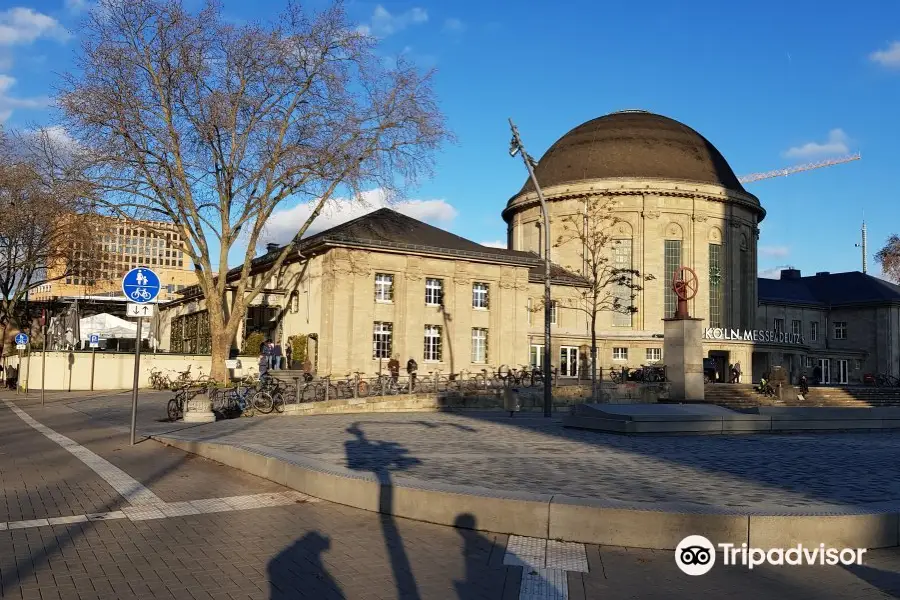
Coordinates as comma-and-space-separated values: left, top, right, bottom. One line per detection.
708, 350, 730, 383
817, 358, 831, 384
559, 346, 578, 377
837, 359, 848, 384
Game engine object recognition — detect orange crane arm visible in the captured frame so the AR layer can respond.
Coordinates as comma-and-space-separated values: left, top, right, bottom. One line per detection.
738, 153, 861, 184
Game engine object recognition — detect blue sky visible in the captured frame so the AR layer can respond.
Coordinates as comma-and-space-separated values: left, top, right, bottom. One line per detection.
3, 0, 900, 277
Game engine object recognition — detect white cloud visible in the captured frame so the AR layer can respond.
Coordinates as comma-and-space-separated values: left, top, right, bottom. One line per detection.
0, 74, 50, 123
357, 5, 428, 37
759, 245, 790, 259
783, 129, 850, 160
759, 265, 794, 279
870, 41, 900, 68
65, 0, 91, 13
0, 8, 70, 46
261, 188, 457, 247
443, 18, 465, 33
479, 240, 506, 249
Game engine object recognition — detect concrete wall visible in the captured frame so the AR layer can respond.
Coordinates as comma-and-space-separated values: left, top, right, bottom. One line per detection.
5, 352, 219, 391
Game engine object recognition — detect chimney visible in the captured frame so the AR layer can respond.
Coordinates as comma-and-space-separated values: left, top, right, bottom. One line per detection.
815, 271, 830, 277
266, 243, 279, 254
780, 269, 801, 280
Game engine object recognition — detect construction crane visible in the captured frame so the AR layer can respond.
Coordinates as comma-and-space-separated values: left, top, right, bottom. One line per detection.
738, 152, 861, 184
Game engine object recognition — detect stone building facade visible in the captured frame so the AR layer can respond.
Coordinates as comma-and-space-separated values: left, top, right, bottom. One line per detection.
157, 110, 900, 385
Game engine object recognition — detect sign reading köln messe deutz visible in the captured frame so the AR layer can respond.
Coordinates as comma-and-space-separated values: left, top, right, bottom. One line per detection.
703, 327, 805, 345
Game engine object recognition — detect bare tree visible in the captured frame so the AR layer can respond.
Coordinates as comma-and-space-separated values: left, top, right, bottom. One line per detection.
551, 198, 652, 397
0, 129, 97, 353
57, 0, 449, 380
876, 235, 900, 282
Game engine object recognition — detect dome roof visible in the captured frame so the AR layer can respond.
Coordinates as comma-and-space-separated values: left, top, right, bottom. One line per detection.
517, 110, 747, 195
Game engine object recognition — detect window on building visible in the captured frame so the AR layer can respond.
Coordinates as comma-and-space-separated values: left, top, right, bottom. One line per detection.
708, 243, 723, 328
791, 320, 801, 337
424, 325, 442, 361
425, 278, 443, 306
167, 284, 175, 293
806, 356, 815, 368
854, 359, 862, 370
834, 321, 847, 340
530, 344, 544, 368
664, 240, 682, 318
374, 273, 394, 302
372, 322, 393, 359
811, 321, 819, 342
613, 347, 628, 361
471, 328, 488, 363
472, 282, 489, 309
774, 318, 784, 334
613, 239, 633, 327
550, 300, 558, 325
646, 348, 661, 363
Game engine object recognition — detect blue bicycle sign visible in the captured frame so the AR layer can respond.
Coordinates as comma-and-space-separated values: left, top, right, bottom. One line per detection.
121, 267, 161, 304
14, 333, 28, 346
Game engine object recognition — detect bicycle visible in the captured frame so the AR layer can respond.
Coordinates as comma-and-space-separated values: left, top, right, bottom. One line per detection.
130, 288, 152, 301
167, 384, 204, 421
335, 372, 368, 398
876, 373, 900, 388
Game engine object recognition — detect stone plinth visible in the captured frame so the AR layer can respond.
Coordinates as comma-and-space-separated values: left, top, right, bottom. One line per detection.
663, 317, 705, 401
183, 396, 216, 423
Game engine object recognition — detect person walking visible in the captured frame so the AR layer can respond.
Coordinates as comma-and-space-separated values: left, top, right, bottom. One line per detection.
387, 355, 400, 386
285, 342, 293, 370
734, 361, 742, 384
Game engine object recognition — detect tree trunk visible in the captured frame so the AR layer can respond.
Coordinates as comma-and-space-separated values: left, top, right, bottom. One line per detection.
209, 331, 231, 383
590, 312, 598, 401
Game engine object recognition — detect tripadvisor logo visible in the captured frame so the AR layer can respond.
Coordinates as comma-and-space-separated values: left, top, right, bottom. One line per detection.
675, 536, 867, 575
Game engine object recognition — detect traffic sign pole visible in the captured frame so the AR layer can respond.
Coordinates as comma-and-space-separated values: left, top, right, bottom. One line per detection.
41, 323, 46, 407
130, 317, 142, 446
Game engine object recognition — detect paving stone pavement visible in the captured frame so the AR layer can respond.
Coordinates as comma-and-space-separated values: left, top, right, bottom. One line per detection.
68, 396, 900, 513
2, 393, 900, 598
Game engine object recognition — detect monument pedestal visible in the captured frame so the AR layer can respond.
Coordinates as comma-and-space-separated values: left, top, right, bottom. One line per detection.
663, 317, 705, 402
183, 396, 216, 423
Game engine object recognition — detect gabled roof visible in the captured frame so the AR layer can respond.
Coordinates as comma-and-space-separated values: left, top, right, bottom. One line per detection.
759, 271, 900, 307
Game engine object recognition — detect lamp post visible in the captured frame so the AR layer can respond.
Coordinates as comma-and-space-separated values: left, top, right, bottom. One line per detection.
509, 118, 552, 418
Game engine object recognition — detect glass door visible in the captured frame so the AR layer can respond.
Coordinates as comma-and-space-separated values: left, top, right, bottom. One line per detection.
560, 346, 578, 377
837, 359, 848, 385
817, 358, 830, 384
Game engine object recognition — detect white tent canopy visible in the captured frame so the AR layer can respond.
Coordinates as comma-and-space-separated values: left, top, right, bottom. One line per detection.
79, 313, 150, 341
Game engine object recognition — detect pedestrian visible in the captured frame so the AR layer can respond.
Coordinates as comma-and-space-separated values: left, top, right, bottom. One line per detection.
262, 339, 273, 370
273, 339, 283, 370
734, 361, 742, 384
728, 363, 734, 384
301, 356, 312, 381
406, 357, 418, 389
258, 353, 269, 377
813, 363, 822, 385
387, 355, 400, 385
6, 365, 17, 390
285, 342, 293, 370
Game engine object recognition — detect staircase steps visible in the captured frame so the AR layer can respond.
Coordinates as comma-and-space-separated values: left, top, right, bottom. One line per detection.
670, 384, 900, 410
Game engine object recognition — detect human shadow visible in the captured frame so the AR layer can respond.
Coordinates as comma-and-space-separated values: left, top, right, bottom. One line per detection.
268, 531, 344, 599
344, 423, 423, 599
842, 562, 900, 598
453, 513, 512, 600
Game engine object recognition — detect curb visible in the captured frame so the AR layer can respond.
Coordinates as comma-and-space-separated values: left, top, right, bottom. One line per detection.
153, 434, 900, 551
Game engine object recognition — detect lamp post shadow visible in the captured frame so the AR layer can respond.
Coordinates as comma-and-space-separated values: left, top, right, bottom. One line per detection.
344, 423, 423, 600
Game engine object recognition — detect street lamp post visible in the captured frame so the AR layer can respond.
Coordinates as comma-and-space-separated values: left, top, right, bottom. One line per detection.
508, 118, 552, 418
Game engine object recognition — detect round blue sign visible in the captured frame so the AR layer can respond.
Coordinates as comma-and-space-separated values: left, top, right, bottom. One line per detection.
14, 333, 28, 345
121, 267, 161, 304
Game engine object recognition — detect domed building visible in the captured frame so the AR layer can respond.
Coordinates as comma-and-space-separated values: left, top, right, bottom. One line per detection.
159, 110, 900, 389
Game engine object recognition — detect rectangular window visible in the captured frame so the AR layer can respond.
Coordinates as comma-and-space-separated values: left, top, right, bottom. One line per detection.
791, 320, 801, 337
806, 356, 815, 368
374, 273, 394, 302
811, 321, 819, 342
834, 321, 847, 340
646, 348, 661, 363
613, 239, 633, 327
472, 282, 489, 309
550, 300, 558, 325
664, 240, 682, 318
372, 322, 393, 359
529, 344, 544, 368
424, 325, 442, 361
471, 328, 488, 363
854, 359, 862, 370
613, 347, 628, 361
708, 243, 723, 328
425, 278, 443, 306
774, 318, 784, 334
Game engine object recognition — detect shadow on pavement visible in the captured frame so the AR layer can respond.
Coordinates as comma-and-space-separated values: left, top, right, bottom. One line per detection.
345, 422, 423, 599
842, 563, 900, 598
268, 531, 344, 599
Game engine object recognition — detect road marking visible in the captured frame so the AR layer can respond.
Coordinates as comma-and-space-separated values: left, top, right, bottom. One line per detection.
504, 535, 588, 600
0, 491, 317, 531
3, 400, 163, 506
